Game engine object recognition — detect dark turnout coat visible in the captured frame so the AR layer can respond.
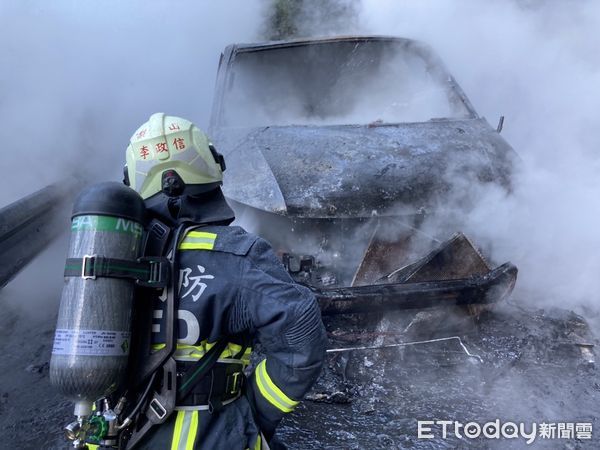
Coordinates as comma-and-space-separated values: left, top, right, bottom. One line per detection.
138, 224, 328, 449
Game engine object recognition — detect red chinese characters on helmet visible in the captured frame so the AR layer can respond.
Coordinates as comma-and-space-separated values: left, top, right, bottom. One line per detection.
136, 129, 147, 139
155, 142, 168, 153
168, 123, 181, 131
173, 138, 186, 150
139, 145, 150, 160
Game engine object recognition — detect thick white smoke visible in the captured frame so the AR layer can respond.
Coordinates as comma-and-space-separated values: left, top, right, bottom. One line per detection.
257, 0, 600, 313
0, 1, 265, 315
355, 1, 600, 312
0, 0, 265, 206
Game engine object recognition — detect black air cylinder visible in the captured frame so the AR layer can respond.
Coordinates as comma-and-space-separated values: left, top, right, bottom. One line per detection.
50, 182, 146, 417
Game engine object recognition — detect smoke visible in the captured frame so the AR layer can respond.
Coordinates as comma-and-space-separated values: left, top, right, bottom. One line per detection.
0, 0, 266, 207
246, 0, 600, 315
353, 1, 600, 313
259, 0, 600, 311
294, 14, 600, 442
215, 3, 600, 379
214, 0, 600, 316
3, 1, 597, 314
0, 0, 267, 317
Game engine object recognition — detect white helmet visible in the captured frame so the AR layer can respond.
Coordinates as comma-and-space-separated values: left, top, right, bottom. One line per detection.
124, 113, 225, 199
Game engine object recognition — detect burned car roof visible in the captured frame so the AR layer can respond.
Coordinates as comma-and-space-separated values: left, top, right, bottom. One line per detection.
209, 35, 517, 218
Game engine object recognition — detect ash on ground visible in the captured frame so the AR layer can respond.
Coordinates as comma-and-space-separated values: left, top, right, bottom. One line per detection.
279, 302, 600, 449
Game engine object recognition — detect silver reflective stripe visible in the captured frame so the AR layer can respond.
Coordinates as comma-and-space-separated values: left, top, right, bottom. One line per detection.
178, 411, 193, 450
175, 404, 211, 412
261, 432, 271, 450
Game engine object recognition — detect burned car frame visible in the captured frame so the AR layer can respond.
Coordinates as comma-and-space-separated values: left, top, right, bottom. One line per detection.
208, 35, 519, 314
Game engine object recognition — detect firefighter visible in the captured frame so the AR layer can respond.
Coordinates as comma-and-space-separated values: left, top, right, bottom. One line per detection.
123, 113, 327, 449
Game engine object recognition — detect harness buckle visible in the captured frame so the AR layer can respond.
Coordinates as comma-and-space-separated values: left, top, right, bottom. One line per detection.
136, 256, 170, 288
149, 398, 167, 420
227, 371, 244, 395
81, 254, 97, 280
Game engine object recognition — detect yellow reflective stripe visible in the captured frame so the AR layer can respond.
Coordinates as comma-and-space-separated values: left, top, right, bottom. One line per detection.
179, 242, 215, 250
179, 231, 217, 251
255, 360, 299, 413
186, 411, 199, 450
187, 231, 217, 239
153, 342, 252, 363
171, 411, 185, 450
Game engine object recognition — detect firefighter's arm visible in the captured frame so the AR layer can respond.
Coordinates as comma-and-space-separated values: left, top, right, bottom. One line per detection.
229, 238, 328, 440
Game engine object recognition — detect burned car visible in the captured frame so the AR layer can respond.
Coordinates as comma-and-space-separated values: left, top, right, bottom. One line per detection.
208, 36, 519, 313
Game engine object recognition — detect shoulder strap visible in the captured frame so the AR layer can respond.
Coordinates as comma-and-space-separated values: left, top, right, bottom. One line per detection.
144, 219, 172, 257
134, 222, 184, 383
122, 222, 184, 449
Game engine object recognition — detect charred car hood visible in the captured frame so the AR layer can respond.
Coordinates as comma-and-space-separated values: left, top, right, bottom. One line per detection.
214, 118, 517, 218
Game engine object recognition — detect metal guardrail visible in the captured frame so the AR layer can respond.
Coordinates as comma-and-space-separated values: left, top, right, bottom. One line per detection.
0, 184, 69, 288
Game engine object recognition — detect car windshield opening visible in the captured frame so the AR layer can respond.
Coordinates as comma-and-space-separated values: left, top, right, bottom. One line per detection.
220, 40, 472, 127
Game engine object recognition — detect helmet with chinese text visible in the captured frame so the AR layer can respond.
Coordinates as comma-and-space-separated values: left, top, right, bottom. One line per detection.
124, 113, 226, 200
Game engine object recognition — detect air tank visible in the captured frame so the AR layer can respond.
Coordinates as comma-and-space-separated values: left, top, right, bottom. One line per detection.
50, 182, 146, 417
